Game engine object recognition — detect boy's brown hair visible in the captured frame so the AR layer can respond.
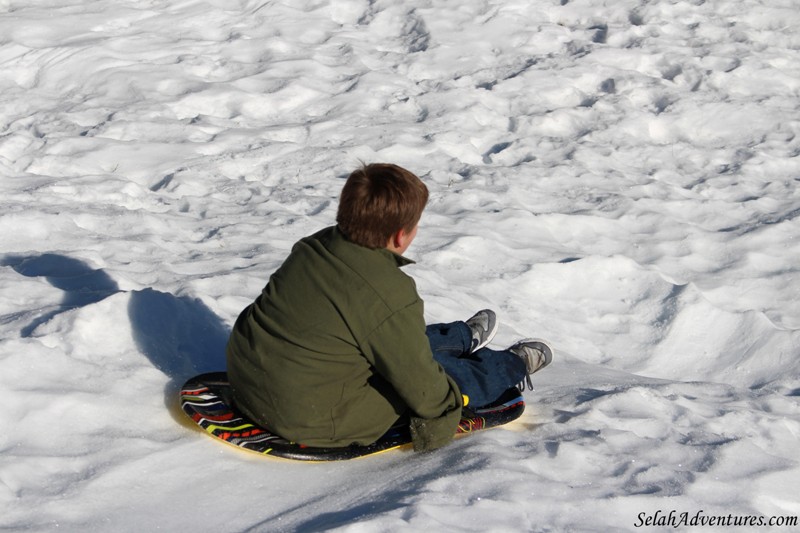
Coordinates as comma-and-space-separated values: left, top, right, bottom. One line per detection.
337, 163, 429, 249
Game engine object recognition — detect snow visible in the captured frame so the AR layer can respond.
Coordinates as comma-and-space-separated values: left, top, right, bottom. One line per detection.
1, 0, 799, 531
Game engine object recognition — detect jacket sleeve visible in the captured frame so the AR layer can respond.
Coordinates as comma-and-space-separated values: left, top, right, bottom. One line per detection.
361, 301, 463, 452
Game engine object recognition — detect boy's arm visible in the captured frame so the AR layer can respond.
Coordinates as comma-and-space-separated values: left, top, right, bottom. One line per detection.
362, 302, 463, 452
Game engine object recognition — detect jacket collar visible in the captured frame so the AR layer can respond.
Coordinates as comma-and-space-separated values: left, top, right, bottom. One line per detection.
380, 247, 415, 267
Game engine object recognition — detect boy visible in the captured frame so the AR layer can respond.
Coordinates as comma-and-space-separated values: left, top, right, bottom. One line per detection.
226, 163, 552, 452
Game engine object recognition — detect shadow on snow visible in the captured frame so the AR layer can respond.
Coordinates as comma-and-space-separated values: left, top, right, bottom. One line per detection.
1, 253, 120, 337
2, 252, 228, 412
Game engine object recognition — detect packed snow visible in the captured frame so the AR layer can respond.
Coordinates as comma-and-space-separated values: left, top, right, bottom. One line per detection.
1, 0, 799, 531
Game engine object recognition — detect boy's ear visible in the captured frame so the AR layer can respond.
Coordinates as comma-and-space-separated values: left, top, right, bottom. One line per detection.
392, 229, 405, 248
386, 228, 409, 253
388, 229, 403, 250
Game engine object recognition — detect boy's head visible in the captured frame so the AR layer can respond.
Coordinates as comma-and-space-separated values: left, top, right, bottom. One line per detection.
337, 163, 428, 249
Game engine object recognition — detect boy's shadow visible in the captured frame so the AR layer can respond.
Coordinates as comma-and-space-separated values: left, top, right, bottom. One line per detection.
1, 253, 121, 337
127, 288, 228, 384
2, 253, 228, 415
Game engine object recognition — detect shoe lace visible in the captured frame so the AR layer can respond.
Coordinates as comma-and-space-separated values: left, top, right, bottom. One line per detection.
516, 346, 543, 391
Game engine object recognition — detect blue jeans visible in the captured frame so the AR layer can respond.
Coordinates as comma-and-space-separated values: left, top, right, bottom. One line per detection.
426, 321, 526, 407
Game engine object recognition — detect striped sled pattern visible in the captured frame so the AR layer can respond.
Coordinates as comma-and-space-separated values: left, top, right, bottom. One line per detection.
180, 372, 525, 461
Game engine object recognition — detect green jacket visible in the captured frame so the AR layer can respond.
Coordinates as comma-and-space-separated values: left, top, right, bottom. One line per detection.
226, 226, 462, 451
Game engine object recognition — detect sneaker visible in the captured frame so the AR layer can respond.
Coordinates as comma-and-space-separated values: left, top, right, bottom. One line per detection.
465, 309, 498, 352
509, 339, 553, 391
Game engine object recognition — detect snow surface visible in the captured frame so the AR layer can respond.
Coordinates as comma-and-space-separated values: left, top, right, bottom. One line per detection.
1, 0, 799, 531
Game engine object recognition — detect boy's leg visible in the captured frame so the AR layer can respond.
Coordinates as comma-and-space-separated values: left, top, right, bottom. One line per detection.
425, 322, 472, 359
426, 322, 527, 407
